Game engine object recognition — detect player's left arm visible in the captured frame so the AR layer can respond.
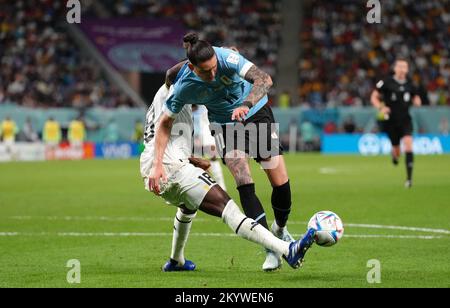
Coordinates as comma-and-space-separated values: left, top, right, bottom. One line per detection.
165, 60, 188, 88
189, 157, 211, 171
232, 65, 273, 121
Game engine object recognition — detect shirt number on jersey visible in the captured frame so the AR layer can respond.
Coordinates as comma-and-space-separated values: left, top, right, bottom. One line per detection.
144, 105, 156, 143
198, 172, 217, 186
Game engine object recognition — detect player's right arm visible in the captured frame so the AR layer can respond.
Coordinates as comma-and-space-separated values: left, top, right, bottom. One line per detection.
149, 113, 174, 195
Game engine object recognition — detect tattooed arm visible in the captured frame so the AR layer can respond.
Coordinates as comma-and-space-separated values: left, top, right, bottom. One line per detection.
231, 65, 273, 121
243, 65, 273, 106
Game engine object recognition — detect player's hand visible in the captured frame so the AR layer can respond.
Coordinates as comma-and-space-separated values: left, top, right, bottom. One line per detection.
189, 157, 211, 171
149, 163, 167, 195
231, 106, 250, 122
380, 106, 391, 119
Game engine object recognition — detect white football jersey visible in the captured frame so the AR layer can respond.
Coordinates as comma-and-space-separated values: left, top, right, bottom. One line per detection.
141, 85, 193, 170
193, 105, 216, 146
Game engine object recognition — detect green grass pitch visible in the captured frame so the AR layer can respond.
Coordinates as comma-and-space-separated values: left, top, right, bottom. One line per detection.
0, 154, 449, 288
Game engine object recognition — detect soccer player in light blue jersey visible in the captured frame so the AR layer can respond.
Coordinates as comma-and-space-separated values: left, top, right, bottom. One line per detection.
151, 33, 303, 271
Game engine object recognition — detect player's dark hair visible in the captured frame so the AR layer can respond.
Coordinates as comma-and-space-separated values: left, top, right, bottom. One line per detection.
183, 33, 215, 66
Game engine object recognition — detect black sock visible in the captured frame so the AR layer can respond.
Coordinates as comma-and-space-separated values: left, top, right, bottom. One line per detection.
272, 181, 292, 228
406, 152, 414, 181
237, 184, 269, 230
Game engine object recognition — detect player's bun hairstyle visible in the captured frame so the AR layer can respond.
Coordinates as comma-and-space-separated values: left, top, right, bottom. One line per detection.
183, 33, 215, 66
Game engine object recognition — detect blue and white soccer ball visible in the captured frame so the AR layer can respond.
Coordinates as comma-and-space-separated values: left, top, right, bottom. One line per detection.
308, 211, 344, 247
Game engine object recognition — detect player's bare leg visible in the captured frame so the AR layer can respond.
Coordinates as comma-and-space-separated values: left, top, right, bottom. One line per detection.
392, 145, 401, 166
403, 135, 414, 188
199, 185, 315, 269
224, 151, 269, 230
225, 151, 286, 271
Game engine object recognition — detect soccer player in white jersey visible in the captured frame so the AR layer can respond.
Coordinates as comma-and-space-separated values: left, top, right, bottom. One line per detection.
140, 84, 315, 272
192, 104, 227, 191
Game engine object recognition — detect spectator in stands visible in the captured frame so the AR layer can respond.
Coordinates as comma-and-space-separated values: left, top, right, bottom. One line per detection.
104, 118, 120, 143
0, 115, 18, 141
43, 117, 62, 148
0, 116, 18, 159
68, 116, 86, 149
323, 121, 338, 134
278, 90, 292, 109
440, 118, 449, 136
300, 121, 316, 152
132, 119, 144, 142
343, 116, 357, 134
0, 0, 134, 108
22, 117, 39, 142
300, 0, 449, 108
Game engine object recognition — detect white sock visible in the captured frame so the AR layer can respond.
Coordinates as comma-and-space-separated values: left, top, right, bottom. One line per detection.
209, 160, 227, 191
170, 208, 197, 265
222, 200, 290, 256
272, 221, 285, 236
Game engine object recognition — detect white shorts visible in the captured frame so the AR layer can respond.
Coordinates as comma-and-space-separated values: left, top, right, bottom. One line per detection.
143, 163, 217, 211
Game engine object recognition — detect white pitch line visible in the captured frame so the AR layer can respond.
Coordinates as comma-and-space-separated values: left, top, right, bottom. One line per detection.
8, 216, 450, 235
0, 232, 447, 240
9, 216, 210, 223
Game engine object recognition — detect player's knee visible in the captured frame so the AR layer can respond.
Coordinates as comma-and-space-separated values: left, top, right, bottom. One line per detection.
214, 186, 231, 208
179, 205, 197, 215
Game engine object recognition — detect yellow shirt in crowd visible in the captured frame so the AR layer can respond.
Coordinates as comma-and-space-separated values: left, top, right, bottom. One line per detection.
68, 120, 86, 143
1, 120, 18, 141
43, 120, 62, 143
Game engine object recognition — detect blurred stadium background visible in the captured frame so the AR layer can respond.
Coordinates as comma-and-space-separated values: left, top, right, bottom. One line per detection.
0, 0, 448, 161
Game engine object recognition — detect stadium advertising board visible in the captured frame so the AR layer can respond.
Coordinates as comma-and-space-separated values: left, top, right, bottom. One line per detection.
95, 142, 140, 159
46, 142, 95, 161
78, 19, 186, 73
0, 143, 46, 162
322, 134, 450, 155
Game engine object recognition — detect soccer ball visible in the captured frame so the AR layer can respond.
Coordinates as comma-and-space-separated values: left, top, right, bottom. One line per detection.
307, 211, 344, 247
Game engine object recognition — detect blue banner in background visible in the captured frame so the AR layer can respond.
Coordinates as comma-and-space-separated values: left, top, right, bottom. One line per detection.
322, 134, 450, 155
95, 142, 140, 159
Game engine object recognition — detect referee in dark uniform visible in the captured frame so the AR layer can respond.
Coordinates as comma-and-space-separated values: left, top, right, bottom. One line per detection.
371, 58, 422, 188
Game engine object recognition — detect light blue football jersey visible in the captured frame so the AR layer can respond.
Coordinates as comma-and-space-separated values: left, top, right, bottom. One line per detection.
164, 47, 268, 124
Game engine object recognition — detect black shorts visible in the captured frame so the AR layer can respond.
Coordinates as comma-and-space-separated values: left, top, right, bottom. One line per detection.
384, 118, 413, 146
210, 104, 284, 163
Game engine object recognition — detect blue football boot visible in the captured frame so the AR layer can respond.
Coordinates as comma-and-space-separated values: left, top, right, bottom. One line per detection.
284, 228, 316, 269
162, 259, 196, 272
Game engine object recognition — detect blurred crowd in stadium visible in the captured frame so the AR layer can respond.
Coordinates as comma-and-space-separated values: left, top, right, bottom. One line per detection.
0, 0, 133, 108
299, 0, 449, 108
1, 0, 448, 109
0, 0, 449, 146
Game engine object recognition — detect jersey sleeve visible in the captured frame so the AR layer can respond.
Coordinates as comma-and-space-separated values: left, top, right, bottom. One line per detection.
375, 79, 385, 91
163, 86, 186, 119
215, 47, 254, 79
375, 78, 389, 97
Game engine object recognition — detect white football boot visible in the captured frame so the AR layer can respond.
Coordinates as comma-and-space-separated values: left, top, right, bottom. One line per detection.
262, 222, 295, 271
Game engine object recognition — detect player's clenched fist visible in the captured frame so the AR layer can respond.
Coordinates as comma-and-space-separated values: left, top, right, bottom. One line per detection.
149, 163, 167, 195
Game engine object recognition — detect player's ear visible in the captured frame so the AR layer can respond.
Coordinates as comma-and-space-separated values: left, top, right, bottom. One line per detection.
188, 63, 195, 71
